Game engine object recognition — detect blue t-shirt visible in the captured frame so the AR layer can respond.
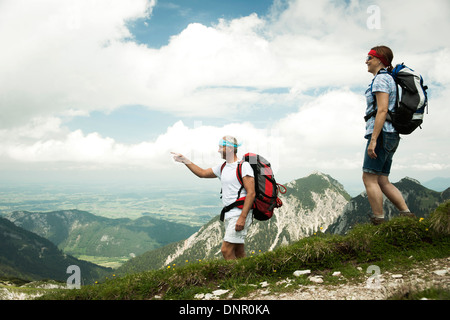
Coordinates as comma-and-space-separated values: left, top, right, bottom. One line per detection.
364, 70, 397, 137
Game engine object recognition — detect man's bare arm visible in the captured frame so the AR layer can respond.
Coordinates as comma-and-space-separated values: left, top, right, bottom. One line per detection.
171, 152, 217, 178
235, 175, 256, 231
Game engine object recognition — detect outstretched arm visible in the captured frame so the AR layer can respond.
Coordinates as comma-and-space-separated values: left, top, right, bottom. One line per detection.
171, 152, 217, 179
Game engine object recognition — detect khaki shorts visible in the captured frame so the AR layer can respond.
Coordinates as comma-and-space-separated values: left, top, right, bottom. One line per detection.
223, 213, 253, 244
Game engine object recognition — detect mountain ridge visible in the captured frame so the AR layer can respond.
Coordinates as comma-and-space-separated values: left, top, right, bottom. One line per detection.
0, 216, 109, 282
117, 171, 353, 274
327, 177, 450, 235
118, 172, 448, 274
5, 209, 199, 260
35, 200, 450, 301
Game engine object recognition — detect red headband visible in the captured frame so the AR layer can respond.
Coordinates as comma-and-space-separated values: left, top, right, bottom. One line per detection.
368, 49, 390, 67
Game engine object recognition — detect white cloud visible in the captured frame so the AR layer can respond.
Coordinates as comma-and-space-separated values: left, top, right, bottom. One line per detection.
1, 86, 448, 188
0, 0, 156, 128
275, 89, 364, 171
0, 89, 368, 173
0, 0, 363, 127
2, 0, 448, 126
0, 0, 449, 188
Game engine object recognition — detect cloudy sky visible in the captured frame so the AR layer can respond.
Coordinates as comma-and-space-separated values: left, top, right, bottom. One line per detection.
0, 0, 449, 195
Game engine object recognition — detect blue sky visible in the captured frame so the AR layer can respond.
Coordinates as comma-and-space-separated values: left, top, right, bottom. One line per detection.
0, 0, 449, 195
67, 0, 284, 144
129, 0, 277, 48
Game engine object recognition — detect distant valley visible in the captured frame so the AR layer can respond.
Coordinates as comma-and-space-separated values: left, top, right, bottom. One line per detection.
0, 184, 222, 226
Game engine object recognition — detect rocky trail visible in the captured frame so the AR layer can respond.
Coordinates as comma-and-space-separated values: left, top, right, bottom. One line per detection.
2, 257, 448, 300
247, 257, 449, 300
191, 257, 449, 300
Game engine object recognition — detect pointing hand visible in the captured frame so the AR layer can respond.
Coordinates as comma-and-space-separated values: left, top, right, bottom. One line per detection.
171, 152, 191, 164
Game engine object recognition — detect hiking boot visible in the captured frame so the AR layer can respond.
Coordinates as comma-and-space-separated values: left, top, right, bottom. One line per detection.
369, 215, 385, 226
399, 212, 417, 218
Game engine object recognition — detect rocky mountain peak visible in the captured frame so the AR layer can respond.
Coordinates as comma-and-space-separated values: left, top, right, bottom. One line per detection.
119, 172, 352, 272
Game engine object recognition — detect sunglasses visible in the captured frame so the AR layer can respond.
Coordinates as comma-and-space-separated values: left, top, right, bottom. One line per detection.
219, 139, 241, 148
366, 55, 376, 62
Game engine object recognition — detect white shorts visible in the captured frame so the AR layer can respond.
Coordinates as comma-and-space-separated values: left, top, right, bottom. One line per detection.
223, 213, 253, 244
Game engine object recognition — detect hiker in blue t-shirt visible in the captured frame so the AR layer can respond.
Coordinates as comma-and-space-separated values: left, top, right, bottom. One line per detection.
171, 136, 255, 260
363, 46, 415, 225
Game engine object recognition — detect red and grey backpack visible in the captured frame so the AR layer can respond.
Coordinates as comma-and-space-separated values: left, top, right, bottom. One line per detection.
219, 153, 286, 221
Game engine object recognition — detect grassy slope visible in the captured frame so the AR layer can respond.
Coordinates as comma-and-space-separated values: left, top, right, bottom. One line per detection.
39, 201, 450, 300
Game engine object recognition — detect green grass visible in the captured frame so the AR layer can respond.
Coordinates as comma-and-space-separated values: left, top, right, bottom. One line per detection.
38, 201, 450, 300
389, 285, 450, 300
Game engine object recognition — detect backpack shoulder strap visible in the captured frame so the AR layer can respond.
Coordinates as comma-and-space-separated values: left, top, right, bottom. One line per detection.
365, 69, 395, 122
220, 161, 226, 174
371, 68, 390, 95
236, 159, 245, 199
236, 160, 244, 185
219, 161, 226, 199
